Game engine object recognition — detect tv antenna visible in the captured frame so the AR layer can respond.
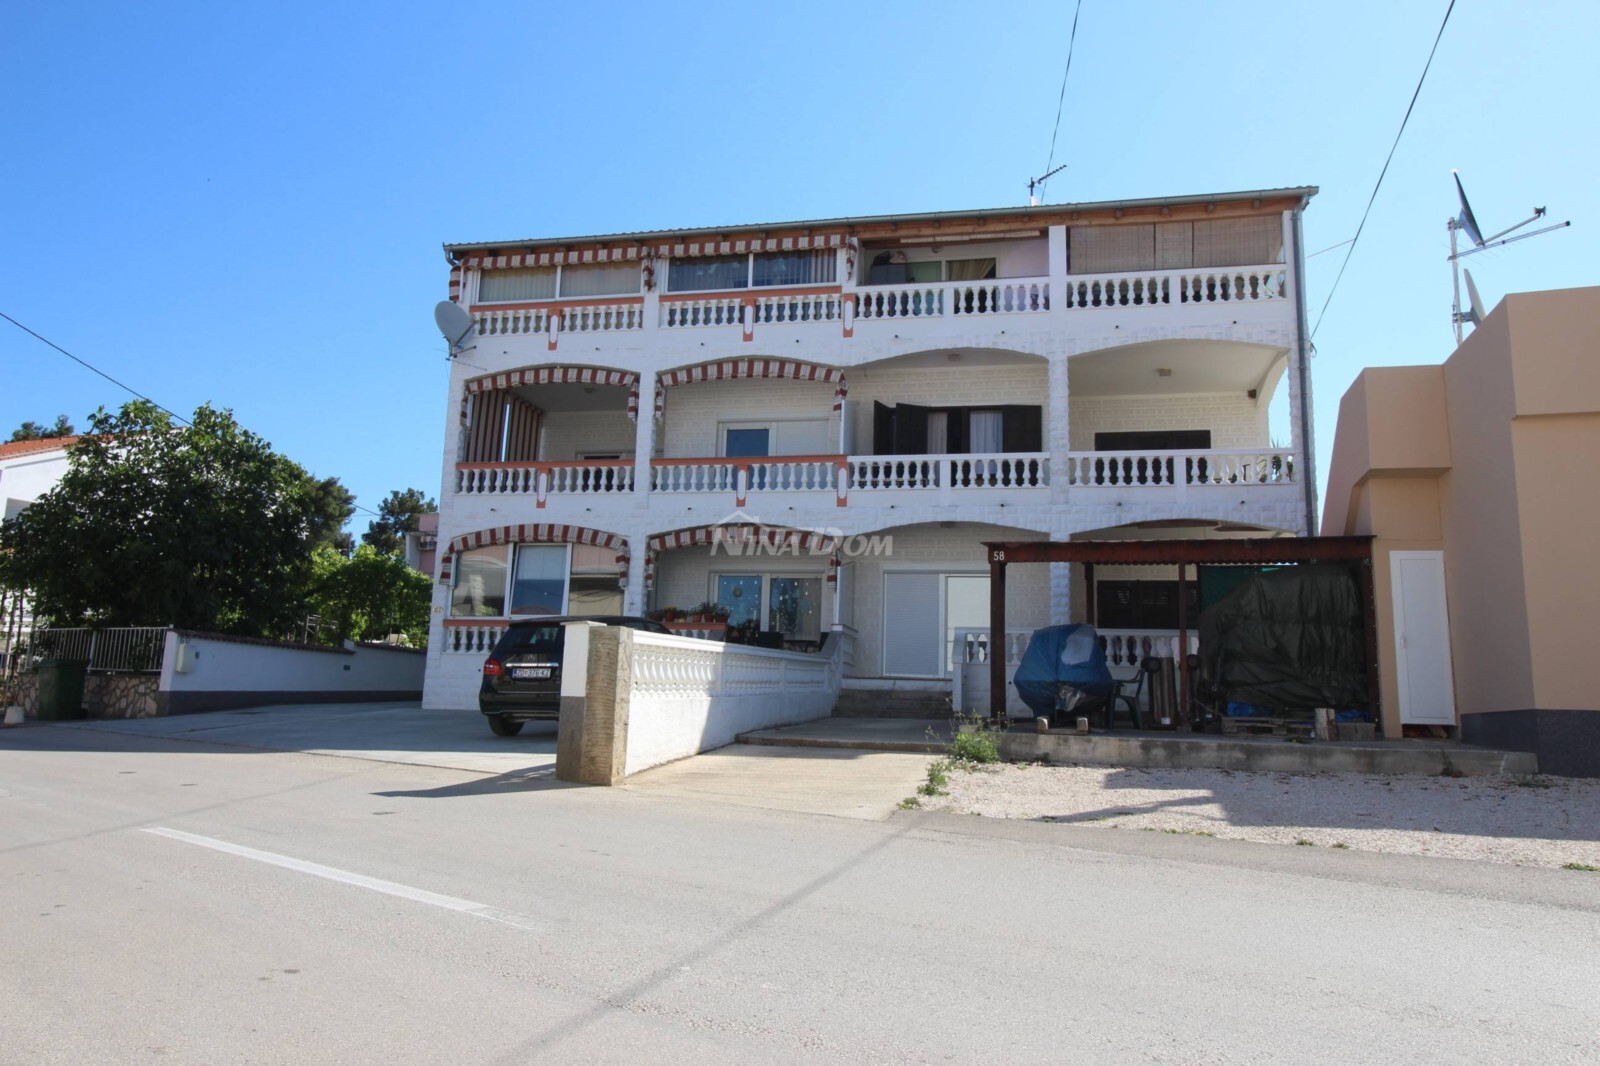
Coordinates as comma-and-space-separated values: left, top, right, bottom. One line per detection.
433, 300, 477, 359
1448, 170, 1570, 343
1028, 164, 1067, 206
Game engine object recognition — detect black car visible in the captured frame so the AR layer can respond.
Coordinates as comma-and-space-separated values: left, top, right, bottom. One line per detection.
478, 616, 672, 736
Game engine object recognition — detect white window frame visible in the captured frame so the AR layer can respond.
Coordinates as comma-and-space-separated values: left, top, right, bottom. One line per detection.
880, 567, 989, 678
507, 543, 573, 618
472, 263, 641, 305
716, 416, 833, 458
666, 249, 841, 296
708, 570, 828, 639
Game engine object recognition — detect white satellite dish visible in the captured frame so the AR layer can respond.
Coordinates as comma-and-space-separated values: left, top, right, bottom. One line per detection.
433, 300, 477, 356
1446, 170, 1571, 344
1462, 268, 1487, 326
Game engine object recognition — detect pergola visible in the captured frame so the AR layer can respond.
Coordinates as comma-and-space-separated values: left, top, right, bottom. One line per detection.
981, 536, 1378, 726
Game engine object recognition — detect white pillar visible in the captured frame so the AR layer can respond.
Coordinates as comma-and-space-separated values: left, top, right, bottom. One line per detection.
632, 377, 656, 506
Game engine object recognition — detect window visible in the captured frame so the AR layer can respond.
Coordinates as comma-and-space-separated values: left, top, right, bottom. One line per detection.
722, 427, 770, 458
872, 403, 1042, 455
1069, 217, 1285, 274
709, 573, 824, 641
558, 262, 640, 298
450, 546, 508, 617
477, 268, 556, 303
751, 250, 836, 288
475, 263, 639, 303
719, 419, 830, 458
668, 250, 838, 293
567, 544, 623, 617
509, 545, 567, 617
668, 255, 749, 293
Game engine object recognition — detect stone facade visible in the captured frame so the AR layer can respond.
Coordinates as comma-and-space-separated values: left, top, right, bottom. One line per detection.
10, 672, 160, 720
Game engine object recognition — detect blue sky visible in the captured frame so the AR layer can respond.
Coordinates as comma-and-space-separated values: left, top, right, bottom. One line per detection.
3, 0, 1596, 531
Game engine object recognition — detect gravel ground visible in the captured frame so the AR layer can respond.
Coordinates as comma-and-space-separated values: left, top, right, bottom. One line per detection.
923, 761, 1600, 869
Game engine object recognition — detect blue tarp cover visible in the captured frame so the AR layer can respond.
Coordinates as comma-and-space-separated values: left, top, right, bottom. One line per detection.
1013, 624, 1116, 717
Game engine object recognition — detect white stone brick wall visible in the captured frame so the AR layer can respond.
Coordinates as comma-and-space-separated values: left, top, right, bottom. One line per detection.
659, 378, 839, 457
1068, 392, 1270, 450
540, 410, 639, 460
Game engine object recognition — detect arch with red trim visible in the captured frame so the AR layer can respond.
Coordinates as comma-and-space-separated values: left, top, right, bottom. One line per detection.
438, 523, 630, 588
643, 523, 842, 592
653, 359, 846, 421
463, 365, 642, 423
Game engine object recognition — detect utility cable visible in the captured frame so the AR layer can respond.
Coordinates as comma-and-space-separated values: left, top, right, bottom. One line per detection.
1310, 0, 1456, 338
1037, 0, 1085, 202
0, 309, 386, 519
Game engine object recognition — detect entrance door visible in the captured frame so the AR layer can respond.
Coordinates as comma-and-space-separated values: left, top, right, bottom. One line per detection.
1391, 551, 1456, 725
882, 572, 942, 677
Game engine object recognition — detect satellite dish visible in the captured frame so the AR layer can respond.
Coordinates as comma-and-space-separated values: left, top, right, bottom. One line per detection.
433, 300, 476, 355
1463, 268, 1487, 325
1453, 170, 1484, 247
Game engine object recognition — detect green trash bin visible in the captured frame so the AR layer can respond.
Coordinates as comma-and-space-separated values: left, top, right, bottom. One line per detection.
36, 659, 88, 721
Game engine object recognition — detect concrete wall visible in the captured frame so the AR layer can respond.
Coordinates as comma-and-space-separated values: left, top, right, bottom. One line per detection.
539, 409, 638, 460
555, 623, 839, 784
159, 631, 426, 714
1322, 285, 1600, 774
1067, 392, 1270, 450
660, 378, 839, 458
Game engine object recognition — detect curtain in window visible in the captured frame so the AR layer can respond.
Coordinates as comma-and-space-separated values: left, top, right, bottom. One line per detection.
478, 268, 556, 302
510, 545, 566, 616
559, 262, 641, 298
450, 547, 508, 617
925, 411, 948, 454
667, 255, 748, 292
968, 411, 1003, 454
945, 258, 997, 281
752, 250, 836, 287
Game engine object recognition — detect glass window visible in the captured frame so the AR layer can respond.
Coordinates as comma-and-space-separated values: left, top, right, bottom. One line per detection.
477, 267, 556, 303
752, 250, 837, 288
450, 546, 508, 617
667, 254, 748, 293
559, 262, 641, 298
509, 545, 567, 617
716, 575, 762, 627
723, 427, 770, 458
768, 577, 822, 641
567, 544, 623, 617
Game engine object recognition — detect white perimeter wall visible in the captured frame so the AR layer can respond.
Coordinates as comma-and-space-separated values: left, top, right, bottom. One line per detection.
161, 632, 426, 697
622, 630, 838, 775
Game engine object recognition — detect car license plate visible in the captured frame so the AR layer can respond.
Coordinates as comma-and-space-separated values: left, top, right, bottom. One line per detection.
511, 666, 553, 680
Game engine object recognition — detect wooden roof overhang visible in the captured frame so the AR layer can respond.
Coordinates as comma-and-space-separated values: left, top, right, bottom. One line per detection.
979, 536, 1378, 725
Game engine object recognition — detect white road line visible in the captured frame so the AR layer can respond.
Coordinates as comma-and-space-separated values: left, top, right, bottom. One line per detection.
139, 827, 543, 932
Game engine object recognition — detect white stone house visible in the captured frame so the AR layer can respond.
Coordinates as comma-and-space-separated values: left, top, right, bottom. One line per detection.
1, 436, 77, 638
422, 189, 1319, 712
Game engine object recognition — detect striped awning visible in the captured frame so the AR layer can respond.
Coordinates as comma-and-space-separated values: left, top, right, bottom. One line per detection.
438, 524, 629, 585
464, 367, 641, 422
654, 359, 846, 419
460, 234, 843, 270
647, 524, 836, 554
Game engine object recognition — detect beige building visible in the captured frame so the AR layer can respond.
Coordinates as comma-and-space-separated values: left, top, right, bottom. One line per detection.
1322, 286, 1600, 776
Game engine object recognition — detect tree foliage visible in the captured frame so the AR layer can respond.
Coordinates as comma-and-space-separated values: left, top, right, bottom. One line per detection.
305, 545, 431, 646
9, 414, 75, 442
0, 402, 321, 635
362, 487, 436, 555
301, 474, 357, 554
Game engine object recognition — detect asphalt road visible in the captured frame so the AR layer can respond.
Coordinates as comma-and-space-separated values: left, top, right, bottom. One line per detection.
3, 716, 1598, 1064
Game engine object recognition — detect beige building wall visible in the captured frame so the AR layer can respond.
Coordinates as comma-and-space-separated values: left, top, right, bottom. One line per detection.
1323, 285, 1600, 775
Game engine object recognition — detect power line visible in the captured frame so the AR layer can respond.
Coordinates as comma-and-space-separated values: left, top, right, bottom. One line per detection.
1037, 0, 1085, 202
1306, 237, 1355, 259
0, 310, 188, 425
1310, 0, 1456, 339
0, 309, 386, 519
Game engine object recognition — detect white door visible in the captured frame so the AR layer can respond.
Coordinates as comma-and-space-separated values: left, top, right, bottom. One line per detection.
883, 572, 943, 677
1391, 551, 1456, 725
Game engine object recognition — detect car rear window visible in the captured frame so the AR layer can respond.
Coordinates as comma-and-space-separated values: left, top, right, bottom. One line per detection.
492, 626, 563, 655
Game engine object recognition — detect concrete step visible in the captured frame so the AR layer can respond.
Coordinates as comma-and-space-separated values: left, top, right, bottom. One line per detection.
739, 718, 951, 755
832, 688, 952, 719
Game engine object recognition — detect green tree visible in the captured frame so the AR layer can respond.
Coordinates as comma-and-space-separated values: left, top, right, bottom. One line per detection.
8, 414, 75, 442
301, 474, 357, 554
0, 402, 321, 636
362, 487, 436, 555
305, 544, 431, 646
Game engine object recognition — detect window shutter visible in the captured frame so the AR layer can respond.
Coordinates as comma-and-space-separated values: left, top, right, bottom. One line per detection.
893, 403, 929, 456
1001, 406, 1043, 452
873, 402, 895, 455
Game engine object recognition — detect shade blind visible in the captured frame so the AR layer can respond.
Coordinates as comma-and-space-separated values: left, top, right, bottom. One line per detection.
559, 262, 640, 298
478, 267, 556, 302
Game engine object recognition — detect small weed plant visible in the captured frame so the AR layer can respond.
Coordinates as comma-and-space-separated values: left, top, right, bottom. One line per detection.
897, 796, 923, 811
948, 715, 1002, 767
1512, 774, 1555, 789
1562, 862, 1599, 873
918, 759, 951, 797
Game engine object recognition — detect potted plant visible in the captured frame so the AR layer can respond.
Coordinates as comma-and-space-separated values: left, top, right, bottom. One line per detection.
645, 608, 666, 623
689, 601, 716, 624
661, 606, 683, 624
710, 604, 732, 623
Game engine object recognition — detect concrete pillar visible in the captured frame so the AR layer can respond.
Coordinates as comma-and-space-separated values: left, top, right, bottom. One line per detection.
623, 527, 649, 616
555, 623, 632, 786
632, 377, 657, 508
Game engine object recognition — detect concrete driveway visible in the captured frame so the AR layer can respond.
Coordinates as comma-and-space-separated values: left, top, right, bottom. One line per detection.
32, 703, 930, 819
